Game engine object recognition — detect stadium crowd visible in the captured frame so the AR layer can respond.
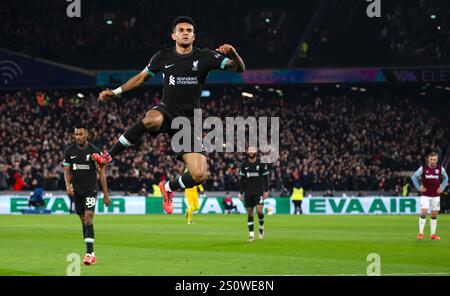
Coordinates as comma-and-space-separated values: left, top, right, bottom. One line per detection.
290, 0, 450, 67
382, 0, 450, 60
2, 0, 449, 69
0, 0, 308, 69
0, 87, 448, 194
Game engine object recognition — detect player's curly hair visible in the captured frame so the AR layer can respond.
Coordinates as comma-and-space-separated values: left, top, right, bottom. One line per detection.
172, 16, 195, 32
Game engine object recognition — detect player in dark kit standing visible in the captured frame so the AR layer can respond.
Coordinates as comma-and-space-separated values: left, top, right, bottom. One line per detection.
92, 16, 245, 214
411, 152, 448, 240
63, 124, 111, 265
239, 147, 270, 242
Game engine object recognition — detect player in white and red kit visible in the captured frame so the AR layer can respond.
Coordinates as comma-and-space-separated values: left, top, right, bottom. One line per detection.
411, 152, 448, 240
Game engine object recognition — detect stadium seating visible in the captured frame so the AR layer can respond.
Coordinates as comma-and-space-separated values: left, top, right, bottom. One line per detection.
3, 0, 448, 69
0, 0, 313, 69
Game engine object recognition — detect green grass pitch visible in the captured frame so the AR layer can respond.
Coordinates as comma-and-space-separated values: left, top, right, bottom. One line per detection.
0, 214, 449, 276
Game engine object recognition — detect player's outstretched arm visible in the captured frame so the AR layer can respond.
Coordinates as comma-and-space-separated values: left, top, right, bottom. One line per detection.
98, 70, 151, 102
215, 44, 245, 73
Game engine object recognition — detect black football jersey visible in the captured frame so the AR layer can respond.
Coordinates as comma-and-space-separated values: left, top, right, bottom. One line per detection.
239, 159, 270, 196
145, 47, 229, 115
63, 143, 100, 194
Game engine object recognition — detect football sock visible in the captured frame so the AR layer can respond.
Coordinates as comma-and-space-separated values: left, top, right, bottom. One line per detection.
248, 216, 254, 233
419, 216, 426, 234
166, 172, 201, 192
258, 213, 264, 231
109, 121, 147, 157
85, 224, 94, 254
430, 217, 437, 235
82, 223, 86, 239
187, 206, 193, 222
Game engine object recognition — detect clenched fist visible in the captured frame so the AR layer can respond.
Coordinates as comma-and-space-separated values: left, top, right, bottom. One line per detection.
98, 89, 115, 102
215, 44, 237, 57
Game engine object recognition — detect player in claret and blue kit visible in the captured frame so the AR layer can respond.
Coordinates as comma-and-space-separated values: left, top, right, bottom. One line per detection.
411, 152, 448, 240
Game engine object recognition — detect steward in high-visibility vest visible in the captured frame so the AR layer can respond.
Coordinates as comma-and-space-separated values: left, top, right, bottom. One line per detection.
291, 187, 303, 214
152, 184, 162, 197
292, 187, 304, 200
402, 183, 410, 197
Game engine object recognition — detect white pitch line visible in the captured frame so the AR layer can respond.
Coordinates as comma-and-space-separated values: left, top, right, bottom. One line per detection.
378, 272, 449, 276
261, 272, 449, 276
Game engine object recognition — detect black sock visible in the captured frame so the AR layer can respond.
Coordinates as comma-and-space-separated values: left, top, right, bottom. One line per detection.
168, 172, 201, 192
258, 213, 264, 227
109, 121, 147, 158
85, 224, 94, 254
82, 224, 86, 239
248, 216, 254, 233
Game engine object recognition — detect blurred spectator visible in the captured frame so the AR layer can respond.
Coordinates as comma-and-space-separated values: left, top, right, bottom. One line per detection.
223, 192, 238, 214
28, 188, 45, 209
440, 185, 449, 213
324, 190, 334, 197
0, 164, 8, 190
12, 172, 25, 191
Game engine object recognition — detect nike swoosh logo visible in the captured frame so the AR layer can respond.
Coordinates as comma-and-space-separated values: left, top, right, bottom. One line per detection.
165, 64, 175, 69
70, 156, 77, 159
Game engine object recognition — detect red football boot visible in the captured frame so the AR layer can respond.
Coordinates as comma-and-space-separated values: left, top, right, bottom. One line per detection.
430, 234, 441, 240
92, 149, 112, 168
83, 254, 93, 265
416, 233, 424, 240
159, 180, 174, 214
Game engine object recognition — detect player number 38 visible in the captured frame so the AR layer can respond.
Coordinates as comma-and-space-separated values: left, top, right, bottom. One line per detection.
86, 197, 96, 207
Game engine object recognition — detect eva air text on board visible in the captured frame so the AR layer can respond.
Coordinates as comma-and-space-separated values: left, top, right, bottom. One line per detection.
1, 196, 420, 215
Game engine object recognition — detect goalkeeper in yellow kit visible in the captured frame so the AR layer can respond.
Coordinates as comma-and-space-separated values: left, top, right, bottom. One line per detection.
185, 184, 205, 224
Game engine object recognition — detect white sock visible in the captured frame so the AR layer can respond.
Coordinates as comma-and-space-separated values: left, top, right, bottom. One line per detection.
91, 252, 95, 257
430, 218, 437, 235
419, 217, 426, 234
249, 231, 254, 237
164, 181, 172, 192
